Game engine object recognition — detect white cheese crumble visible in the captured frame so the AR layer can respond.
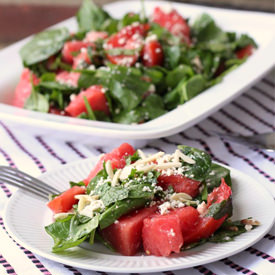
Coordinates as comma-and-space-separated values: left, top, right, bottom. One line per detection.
145, 34, 158, 43
245, 224, 253, 231
197, 201, 207, 216
168, 228, 175, 237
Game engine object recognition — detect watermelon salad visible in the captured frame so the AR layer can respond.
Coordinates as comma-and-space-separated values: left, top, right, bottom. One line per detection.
45, 143, 260, 256
13, 0, 256, 124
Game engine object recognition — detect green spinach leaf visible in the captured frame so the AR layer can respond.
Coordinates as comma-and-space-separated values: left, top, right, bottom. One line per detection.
206, 198, 232, 220
77, 0, 111, 32
45, 213, 99, 252
20, 28, 69, 66
178, 145, 212, 181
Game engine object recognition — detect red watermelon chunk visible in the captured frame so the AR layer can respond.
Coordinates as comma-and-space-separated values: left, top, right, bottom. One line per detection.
47, 186, 86, 214
13, 68, 39, 108
184, 179, 232, 245
207, 178, 232, 207
152, 7, 191, 44
157, 174, 200, 198
61, 41, 94, 64
84, 143, 135, 186
56, 71, 80, 87
173, 206, 200, 235
65, 85, 109, 117
183, 215, 227, 245
100, 206, 157, 256
142, 212, 183, 256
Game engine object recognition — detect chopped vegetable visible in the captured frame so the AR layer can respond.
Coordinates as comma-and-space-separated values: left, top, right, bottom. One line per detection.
14, 0, 256, 124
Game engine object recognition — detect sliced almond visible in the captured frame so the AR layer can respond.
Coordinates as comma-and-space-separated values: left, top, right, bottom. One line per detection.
241, 219, 260, 226
105, 160, 114, 179
170, 192, 192, 201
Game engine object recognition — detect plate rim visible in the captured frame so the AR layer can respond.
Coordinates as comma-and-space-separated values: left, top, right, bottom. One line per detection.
3, 157, 275, 273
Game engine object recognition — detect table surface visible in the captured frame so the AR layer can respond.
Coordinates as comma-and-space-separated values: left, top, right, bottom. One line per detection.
0, 68, 274, 274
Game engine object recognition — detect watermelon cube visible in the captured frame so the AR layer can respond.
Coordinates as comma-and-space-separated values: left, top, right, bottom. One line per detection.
142, 212, 183, 256
101, 206, 157, 256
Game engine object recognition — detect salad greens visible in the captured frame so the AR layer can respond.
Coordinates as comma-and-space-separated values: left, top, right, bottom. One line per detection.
16, 0, 256, 124
45, 145, 258, 254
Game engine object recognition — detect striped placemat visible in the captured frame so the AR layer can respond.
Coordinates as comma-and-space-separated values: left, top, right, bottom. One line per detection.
0, 70, 274, 275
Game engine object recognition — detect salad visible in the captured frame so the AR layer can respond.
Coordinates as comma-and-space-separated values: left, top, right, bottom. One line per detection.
45, 143, 259, 256
13, 0, 256, 124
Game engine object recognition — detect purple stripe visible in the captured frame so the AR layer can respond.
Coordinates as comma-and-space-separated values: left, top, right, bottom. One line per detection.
35, 136, 66, 165
144, 144, 165, 152
221, 258, 256, 275
94, 146, 106, 154
194, 265, 216, 275
0, 146, 17, 197
0, 216, 51, 274
63, 265, 82, 275
246, 247, 275, 263
262, 78, 274, 89
208, 117, 275, 183
0, 254, 17, 275
65, 142, 87, 159
264, 233, 275, 240
242, 93, 275, 115
0, 181, 13, 198
220, 110, 275, 164
0, 147, 17, 168
231, 102, 275, 130
253, 85, 275, 101
220, 109, 256, 134
0, 121, 46, 173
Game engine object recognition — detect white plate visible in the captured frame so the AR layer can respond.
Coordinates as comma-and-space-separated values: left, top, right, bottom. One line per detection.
0, 1, 274, 145
3, 157, 275, 273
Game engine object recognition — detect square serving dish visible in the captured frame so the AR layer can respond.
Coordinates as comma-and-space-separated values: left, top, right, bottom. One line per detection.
0, 0, 274, 146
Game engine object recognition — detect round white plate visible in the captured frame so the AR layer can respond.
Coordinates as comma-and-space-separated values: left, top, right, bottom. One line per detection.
0, 1, 274, 145
3, 158, 275, 273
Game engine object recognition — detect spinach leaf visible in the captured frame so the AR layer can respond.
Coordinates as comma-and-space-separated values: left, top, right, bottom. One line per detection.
77, 0, 111, 32
20, 28, 69, 66
235, 34, 257, 49
164, 86, 182, 110
119, 12, 143, 28
70, 181, 86, 188
37, 81, 78, 94
165, 64, 194, 88
86, 168, 108, 194
163, 45, 181, 69
205, 163, 232, 192
113, 108, 145, 124
206, 198, 232, 220
99, 198, 149, 229
100, 186, 129, 207
110, 80, 141, 111
209, 219, 258, 243
192, 13, 229, 52
128, 184, 154, 199
24, 88, 49, 113
141, 94, 167, 120
78, 71, 97, 88
45, 213, 99, 252
178, 145, 212, 181
83, 96, 96, 120
179, 74, 206, 102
